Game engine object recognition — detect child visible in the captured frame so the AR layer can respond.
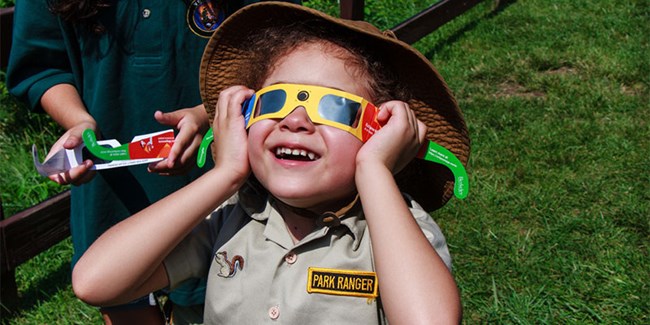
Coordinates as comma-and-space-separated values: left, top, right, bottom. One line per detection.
72, 2, 470, 323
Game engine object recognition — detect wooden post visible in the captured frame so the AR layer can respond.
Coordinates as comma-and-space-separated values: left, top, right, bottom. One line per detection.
391, 0, 486, 44
0, 196, 19, 310
0, 191, 71, 309
340, 0, 364, 20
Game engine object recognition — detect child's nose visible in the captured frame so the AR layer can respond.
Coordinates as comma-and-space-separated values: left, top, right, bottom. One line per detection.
278, 106, 316, 132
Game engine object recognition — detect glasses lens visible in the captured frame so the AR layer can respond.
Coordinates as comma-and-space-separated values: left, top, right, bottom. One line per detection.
318, 95, 361, 127
256, 89, 287, 117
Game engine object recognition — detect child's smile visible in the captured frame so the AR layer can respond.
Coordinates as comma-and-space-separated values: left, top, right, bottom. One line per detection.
274, 145, 320, 161
247, 42, 369, 211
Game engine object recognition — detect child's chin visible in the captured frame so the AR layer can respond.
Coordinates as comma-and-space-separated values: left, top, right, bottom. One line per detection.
272, 194, 314, 208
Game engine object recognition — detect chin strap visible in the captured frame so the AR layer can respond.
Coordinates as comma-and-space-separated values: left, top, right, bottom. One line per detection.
271, 194, 361, 228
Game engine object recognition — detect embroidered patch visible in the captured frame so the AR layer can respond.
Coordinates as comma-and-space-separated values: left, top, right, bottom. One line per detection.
186, 0, 225, 38
214, 251, 244, 278
307, 267, 378, 298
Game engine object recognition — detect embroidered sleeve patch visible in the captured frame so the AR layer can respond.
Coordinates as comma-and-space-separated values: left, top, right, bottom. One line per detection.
307, 267, 378, 298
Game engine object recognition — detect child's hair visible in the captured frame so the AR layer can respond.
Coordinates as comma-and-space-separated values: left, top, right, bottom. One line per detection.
243, 21, 411, 105
47, 0, 110, 33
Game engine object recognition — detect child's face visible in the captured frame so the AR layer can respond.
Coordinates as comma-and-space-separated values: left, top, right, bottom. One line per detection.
247, 42, 371, 211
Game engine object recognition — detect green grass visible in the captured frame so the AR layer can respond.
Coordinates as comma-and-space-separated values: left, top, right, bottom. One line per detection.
1, 0, 648, 323
0, 80, 64, 215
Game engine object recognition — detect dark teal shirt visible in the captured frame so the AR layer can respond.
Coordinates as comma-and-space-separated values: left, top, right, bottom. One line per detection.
8, 0, 209, 259
7, 0, 301, 306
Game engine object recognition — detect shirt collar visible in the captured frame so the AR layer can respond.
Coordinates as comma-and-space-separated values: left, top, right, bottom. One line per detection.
238, 184, 367, 249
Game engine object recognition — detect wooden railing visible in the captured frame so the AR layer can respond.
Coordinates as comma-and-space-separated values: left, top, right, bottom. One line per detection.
341, 0, 486, 44
1, 191, 71, 308
0, 0, 486, 310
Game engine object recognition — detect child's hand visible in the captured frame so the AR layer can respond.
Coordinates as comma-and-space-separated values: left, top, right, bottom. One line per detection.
211, 86, 255, 183
356, 100, 427, 174
47, 121, 98, 186
148, 104, 210, 175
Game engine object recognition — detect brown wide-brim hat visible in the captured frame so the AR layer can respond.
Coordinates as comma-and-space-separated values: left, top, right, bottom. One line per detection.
200, 1, 470, 211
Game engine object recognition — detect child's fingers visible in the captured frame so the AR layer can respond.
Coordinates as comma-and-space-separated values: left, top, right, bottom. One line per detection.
416, 119, 427, 144
366, 100, 427, 173
402, 103, 427, 145
215, 86, 254, 125
377, 101, 416, 137
211, 86, 254, 175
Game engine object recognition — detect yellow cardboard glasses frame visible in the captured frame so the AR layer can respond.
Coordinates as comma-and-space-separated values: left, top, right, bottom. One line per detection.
242, 83, 382, 142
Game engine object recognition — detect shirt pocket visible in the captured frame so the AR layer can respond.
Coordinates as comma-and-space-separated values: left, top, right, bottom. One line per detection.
132, 4, 163, 66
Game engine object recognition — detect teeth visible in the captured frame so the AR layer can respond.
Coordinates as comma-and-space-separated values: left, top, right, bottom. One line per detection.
275, 147, 319, 160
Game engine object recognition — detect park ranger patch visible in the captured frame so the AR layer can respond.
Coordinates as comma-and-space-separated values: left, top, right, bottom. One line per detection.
307, 267, 378, 298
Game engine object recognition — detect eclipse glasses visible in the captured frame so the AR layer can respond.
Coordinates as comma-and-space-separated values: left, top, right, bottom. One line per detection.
243, 83, 382, 142
196, 83, 469, 199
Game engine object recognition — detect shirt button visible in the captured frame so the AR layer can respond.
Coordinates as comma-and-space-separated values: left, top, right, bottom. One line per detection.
284, 252, 297, 264
142, 8, 151, 18
268, 306, 280, 320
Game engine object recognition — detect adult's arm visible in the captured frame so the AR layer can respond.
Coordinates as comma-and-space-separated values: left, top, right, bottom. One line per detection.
7, 1, 100, 184
6, 0, 76, 112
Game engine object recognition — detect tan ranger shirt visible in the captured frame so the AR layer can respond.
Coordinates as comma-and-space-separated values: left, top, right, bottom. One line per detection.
165, 187, 452, 324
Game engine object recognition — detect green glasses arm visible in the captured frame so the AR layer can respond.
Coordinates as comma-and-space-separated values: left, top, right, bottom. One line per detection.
416, 141, 469, 199
83, 129, 130, 160
197, 128, 215, 168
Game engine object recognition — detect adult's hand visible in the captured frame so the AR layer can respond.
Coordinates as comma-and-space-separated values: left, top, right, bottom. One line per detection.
148, 104, 210, 175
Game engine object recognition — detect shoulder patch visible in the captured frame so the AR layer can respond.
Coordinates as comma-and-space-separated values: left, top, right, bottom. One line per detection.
186, 0, 225, 38
307, 267, 378, 298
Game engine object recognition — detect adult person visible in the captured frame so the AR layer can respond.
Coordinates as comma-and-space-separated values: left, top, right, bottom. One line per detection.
6, 0, 298, 323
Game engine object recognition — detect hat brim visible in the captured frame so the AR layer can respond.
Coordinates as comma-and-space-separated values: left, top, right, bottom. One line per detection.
200, 1, 470, 211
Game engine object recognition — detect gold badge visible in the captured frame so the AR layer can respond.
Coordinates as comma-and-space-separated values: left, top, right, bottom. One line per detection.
307, 267, 378, 298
